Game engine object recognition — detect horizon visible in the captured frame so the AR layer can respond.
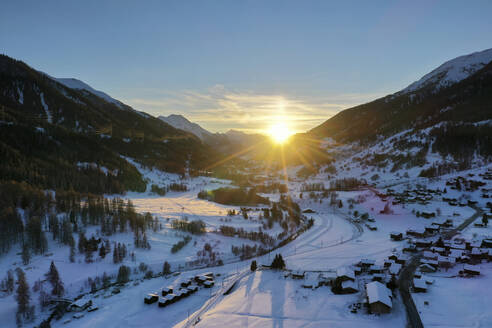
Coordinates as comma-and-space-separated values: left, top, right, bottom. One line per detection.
1, 0, 492, 134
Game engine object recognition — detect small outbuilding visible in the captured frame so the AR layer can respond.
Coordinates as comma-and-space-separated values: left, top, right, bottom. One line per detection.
144, 293, 159, 304
413, 279, 427, 293
463, 264, 480, 276
390, 232, 403, 241
340, 280, 358, 294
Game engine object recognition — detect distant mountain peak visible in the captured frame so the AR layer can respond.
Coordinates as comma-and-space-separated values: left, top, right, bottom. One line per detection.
401, 48, 492, 94
159, 114, 212, 140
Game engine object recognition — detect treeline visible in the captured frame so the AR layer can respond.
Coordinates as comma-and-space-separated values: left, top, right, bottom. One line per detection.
150, 182, 189, 196
0, 180, 155, 259
198, 187, 270, 206
231, 244, 268, 260
171, 236, 191, 253
254, 182, 288, 194
430, 122, 492, 163
300, 182, 325, 192
419, 162, 469, 178
218, 226, 275, 246
171, 219, 206, 235
329, 178, 366, 190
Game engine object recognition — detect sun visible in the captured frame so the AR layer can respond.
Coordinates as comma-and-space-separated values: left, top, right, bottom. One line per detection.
268, 122, 291, 144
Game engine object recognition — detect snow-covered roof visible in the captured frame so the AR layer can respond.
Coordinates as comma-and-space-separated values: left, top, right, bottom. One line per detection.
419, 264, 436, 272
366, 281, 392, 308
341, 280, 358, 291
464, 264, 480, 272
389, 263, 402, 275
423, 251, 437, 259
337, 267, 355, 280
421, 259, 438, 266
449, 249, 464, 258
360, 259, 376, 265
413, 278, 427, 290
437, 256, 456, 263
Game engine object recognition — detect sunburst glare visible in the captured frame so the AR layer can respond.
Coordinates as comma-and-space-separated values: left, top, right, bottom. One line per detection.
268, 122, 291, 144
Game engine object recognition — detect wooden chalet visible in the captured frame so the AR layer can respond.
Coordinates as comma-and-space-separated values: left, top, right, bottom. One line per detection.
366, 281, 392, 314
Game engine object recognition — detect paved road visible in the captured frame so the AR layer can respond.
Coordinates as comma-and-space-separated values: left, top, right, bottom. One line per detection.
398, 205, 483, 328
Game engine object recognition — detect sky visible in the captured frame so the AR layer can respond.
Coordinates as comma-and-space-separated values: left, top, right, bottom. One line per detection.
1, 0, 492, 134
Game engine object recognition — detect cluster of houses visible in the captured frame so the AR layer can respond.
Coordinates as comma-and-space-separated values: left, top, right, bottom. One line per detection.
402, 218, 454, 241
407, 236, 492, 294
446, 175, 486, 193
418, 237, 492, 272
385, 187, 441, 206
285, 264, 395, 315
335, 259, 399, 315
144, 272, 215, 308
287, 253, 406, 315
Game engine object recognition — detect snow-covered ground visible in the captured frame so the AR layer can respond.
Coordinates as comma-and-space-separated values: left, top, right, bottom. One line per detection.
413, 262, 492, 327
192, 270, 406, 328
2, 151, 492, 328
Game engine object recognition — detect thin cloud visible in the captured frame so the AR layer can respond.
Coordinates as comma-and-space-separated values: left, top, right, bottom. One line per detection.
123, 86, 381, 133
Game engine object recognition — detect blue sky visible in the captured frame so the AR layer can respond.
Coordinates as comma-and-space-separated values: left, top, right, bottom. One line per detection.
1, 0, 491, 133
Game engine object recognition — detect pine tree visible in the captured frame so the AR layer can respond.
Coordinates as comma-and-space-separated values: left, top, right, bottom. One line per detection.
78, 232, 86, 254
104, 239, 111, 254
162, 261, 171, 275
250, 260, 257, 271
15, 267, 34, 324
69, 244, 75, 263
45, 261, 64, 297
271, 254, 285, 270
85, 248, 94, 263
6, 269, 15, 293
116, 265, 130, 283
21, 244, 30, 265
102, 272, 111, 288
99, 244, 106, 258
113, 245, 120, 264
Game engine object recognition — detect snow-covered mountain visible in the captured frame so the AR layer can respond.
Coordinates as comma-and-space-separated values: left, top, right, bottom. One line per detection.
54, 77, 124, 107
159, 114, 212, 141
401, 48, 492, 94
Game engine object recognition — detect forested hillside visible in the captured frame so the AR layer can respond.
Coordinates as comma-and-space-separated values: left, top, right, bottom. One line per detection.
0, 55, 220, 195
311, 60, 492, 144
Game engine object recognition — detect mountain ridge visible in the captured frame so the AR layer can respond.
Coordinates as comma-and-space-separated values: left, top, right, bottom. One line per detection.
159, 114, 212, 141
310, 48, 492, 143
